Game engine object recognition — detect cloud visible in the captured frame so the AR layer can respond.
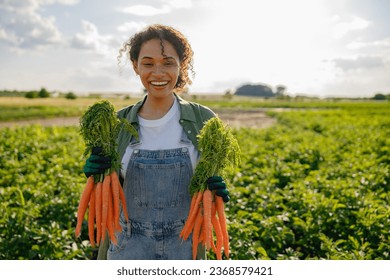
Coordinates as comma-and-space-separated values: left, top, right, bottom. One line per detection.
40, 0, 79, 4
117, 21, 147, 33
120, 4, 171, 16
71, 20, 120, 58
329, 15, 370, 39
0, 0, 78, 49
332, 55, 385, 72
320, 63, 390, 98
163, 0, 192, 9
118, 0, 192, 16
346, 37, 390, 50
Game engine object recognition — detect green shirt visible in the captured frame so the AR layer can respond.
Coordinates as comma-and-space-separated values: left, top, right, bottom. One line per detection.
97, 94, 215, 260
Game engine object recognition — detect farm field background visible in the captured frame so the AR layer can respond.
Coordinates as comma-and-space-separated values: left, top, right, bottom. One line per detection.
0, 96, 389, 259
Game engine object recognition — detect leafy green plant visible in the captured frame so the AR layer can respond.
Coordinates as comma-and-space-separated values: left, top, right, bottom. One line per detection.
228, 106, 389, 260
1, 102, 389, 260
0, 126, 93, 259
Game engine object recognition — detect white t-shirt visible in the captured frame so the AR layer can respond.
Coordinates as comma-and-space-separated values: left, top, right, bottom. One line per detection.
121, 98, 199, 178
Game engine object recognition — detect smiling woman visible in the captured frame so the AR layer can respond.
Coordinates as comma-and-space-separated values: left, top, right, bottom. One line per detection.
119, 24, 194, 92
85, 24, 233, 260
133, 38, 181, 113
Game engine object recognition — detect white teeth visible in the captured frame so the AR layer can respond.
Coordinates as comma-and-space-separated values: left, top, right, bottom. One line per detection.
151, 81, 168, 86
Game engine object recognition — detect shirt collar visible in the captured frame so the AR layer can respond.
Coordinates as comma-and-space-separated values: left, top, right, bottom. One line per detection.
128, 96, 146, 124
176, 94, 197, 123
128, 93, 197, 124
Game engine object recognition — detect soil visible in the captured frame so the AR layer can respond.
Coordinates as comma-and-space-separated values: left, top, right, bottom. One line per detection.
215, 109, 276, 129
0, 109, 276, 129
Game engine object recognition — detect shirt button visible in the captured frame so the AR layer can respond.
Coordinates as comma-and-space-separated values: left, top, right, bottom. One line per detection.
187, 130, 191, 134
180, 120, 184, 123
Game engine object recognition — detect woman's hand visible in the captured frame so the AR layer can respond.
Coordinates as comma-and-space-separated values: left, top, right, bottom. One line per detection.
83, 147, 112, 177
206, 176, 230, 202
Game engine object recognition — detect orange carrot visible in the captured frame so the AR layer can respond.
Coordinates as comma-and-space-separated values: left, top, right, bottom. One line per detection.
180, 193, 198, 239
210, 227, 217, 254
75, 176, 95, 238
198, 226, 204, 244
216, 195, 229, 258
110, 172, 120, 231
210, 200, 218, 257
181, 191, 203, 240
203, 189, 213, 250
180, 192, 198, 238
107, 185, 117, 245
182, 192, 198, 238
88, 184, 96, 247
95, 181, 103, 245
188, 191, 199, 217
192, 208, 203, 260
101, 174, 111, 242
112, 171, 129, 222
212, 213, 223, 260
118, 185, 128, 222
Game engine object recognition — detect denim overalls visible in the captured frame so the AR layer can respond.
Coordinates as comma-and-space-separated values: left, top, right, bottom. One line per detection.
107, 133, 193, 260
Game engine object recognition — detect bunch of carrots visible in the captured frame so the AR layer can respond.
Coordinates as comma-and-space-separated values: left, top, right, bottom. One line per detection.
180, 117, 241, 260
75, 171, 128, 246
75, 100, 137, 246
180, 189, 230, 260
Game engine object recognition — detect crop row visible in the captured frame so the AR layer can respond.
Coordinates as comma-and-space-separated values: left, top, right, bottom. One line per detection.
0, 126, 92, 259
226, 107, 389, 259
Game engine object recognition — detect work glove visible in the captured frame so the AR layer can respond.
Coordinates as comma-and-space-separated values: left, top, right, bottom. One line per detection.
83, 147, 112, 178
207, 176, 230, 202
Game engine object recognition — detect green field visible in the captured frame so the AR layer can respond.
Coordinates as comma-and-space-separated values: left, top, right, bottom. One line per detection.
0, 97, 389, 259
1, 95, 387, 121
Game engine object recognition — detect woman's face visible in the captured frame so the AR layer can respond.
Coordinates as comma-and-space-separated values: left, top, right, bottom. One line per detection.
133, 38, 180, 99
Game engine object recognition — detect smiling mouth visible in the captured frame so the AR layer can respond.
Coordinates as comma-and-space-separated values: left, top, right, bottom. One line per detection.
150, 81, 169, 86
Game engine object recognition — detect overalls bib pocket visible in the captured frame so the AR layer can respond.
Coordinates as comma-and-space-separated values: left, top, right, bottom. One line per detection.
131, 161, 190, 208
109, 148, 193, 259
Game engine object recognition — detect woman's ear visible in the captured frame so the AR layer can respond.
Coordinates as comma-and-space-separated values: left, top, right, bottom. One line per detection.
132, 60, 139, 75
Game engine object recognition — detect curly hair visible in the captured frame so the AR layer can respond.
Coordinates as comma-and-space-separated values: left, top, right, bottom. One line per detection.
118, 24, 194, 91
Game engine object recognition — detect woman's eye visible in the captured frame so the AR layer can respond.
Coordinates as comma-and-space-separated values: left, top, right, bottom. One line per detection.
164, 59, 178, 66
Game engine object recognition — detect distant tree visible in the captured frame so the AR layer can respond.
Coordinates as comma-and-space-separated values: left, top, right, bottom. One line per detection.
65, 92, 77, 99
372, 93, 386, 100
38, 87, 50, 98
25, 91, 38, 98
275, 85, 287, 96
235, 83, 274, 97
224, 89, 233, 99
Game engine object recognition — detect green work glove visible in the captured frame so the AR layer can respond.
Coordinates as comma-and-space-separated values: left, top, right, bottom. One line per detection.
83, 147, 112, 178
207, 176, 230, 202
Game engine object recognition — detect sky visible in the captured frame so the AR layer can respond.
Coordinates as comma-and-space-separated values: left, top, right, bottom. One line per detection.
0, 0, 389, 98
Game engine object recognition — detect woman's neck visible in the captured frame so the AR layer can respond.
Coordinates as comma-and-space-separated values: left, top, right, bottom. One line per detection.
139, 93, 176, 120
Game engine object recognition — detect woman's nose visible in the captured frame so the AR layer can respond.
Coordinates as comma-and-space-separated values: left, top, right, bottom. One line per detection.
153, 64, 165, 74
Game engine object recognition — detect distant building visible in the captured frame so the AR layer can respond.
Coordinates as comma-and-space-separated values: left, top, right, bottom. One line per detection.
235, 83, 275, 97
